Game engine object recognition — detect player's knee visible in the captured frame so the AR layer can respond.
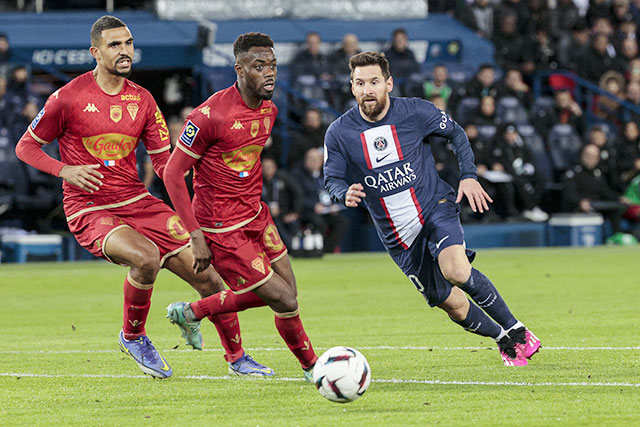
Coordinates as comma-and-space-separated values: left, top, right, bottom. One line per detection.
441, 263, 471, 286
195, 270, 225, 298
279, 294, 299, 313
129, 248, 161, 282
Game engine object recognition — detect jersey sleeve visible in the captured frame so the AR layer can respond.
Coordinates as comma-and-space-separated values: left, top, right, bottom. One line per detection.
27, 90, 66, 145
139, 96, 172, 179
414, 98, 455, 139
323, 123, 350, 204
173, 110, 217, 161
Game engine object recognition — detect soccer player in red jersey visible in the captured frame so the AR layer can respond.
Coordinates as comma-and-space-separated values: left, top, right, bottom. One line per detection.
14, 16, 272, 379
164, 32, 319, 380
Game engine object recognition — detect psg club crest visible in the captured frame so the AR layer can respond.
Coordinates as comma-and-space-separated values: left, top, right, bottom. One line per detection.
110, 105, 122, 123
373, 136, 388, 151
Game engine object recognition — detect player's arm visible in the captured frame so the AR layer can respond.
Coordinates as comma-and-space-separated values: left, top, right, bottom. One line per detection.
323, 125, 365, 207
15, 96, 103, 193
140, 103, 172, 180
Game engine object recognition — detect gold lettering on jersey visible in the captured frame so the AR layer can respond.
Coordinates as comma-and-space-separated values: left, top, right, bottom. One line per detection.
263, 117, 271, 134
127, 103, 139, 121
83, 103, 100, 113
250, 120, 259, 137
154, 106, 169, 141
82, 133, 138, 160
221, 145, 263, 172
198, 106, 211, 118
120, 94, 141, 101
167, 215, 190, 241
264, 223, 284, 251
260, 107, 272, 114
230, 120, 244, 130
110, 105, 122, 123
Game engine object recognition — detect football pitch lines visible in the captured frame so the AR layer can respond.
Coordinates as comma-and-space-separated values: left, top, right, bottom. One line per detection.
0, 372, 638, 388
1, 345, 639, 355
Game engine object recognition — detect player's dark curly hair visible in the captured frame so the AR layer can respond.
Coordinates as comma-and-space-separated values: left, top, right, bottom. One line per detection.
233, 32, 274, 59
349, 51, 391, 80
91, 15, 127, 46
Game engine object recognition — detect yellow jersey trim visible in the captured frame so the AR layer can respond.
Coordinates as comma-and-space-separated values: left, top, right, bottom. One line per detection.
66, 192, 151, 222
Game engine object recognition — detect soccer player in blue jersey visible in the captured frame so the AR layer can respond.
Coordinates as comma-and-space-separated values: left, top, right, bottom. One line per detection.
324, 52, 541, 366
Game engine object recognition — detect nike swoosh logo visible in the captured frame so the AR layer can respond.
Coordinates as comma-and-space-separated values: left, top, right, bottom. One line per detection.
376, 153, 391, 162
435, 235, 450, 249
159, 355, 171, 371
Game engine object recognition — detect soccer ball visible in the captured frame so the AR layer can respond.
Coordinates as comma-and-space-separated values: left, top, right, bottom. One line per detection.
312, 346, 371, 403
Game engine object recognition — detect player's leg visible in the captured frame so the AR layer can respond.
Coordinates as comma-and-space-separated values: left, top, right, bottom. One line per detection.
103, 226, 172, 378
164, 248, 271, 372
270, 252, 297, 296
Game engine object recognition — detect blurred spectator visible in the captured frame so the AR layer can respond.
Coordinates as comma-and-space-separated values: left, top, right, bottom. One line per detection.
496, 67, 532, 110
0, 76, 13, 128
384, 28, 420, 96
261, 156, 304, 249
328, 33, 360, 112
613, 120, 640, 185
470, 0, 495, 39
613, 15, 637, 48
451, 63, 498, 112
470, 95, 500, 126
495, 0, 530, 34
626, 57, 640, 83
587, 0, 612, 26
179, 105, 194, 123
526, 0, 552, 36
624, 80, 640, 121
290, 32, 332, 109
7, 65, 33, 108
563, 143, 628, 232
0, 33, 11, 77
423, 64, 452, 107
530, 23, 558, 71
587, 125, 620, 187
551, 0, 582, 38
288, 107, 326, 167
594, 70, 625, 126
9, 100, 39, 143
491, 124, 548, 221
611, 0, 632, 27
557, 19, 591, 71
492, 12, 535, 77
534, 89, 586, 137
292, 148, 349, 253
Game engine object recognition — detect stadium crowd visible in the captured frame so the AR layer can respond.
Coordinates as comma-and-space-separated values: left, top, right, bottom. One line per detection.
2, 0, 640, 251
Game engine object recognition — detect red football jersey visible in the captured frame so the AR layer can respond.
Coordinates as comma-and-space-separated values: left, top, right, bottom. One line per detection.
28, 71, 171, 219
176, 84, 277, 230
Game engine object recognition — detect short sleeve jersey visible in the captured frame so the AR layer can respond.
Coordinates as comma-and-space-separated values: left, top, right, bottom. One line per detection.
175, 84, 278, 230
29, 72, 171, 217
324, 97, 458, 252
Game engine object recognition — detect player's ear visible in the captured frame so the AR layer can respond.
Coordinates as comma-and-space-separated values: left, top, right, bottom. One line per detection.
89, 46, 99, 62
350, 80, 355, 97
386, 76, 394, 94
234, 62, 243, 78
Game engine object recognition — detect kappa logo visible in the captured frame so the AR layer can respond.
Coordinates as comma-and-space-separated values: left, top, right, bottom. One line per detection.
83, 103, 100, 113
128, 319, 144, 327
230, 120, 244, 130
302, 340, 310, 351
230, 334, 241, 344
219, 290, 228, 305
179, 120, 200, 147
198, 106, 211, 118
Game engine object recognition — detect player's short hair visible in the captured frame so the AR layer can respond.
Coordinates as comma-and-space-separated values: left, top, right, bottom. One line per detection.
91, 15, 127, 46
349, 51, 391, 81
233, 32, 274, 59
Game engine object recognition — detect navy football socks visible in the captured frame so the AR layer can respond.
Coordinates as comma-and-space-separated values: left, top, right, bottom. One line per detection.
451, 299, 502, 339
461, 268, 517, 330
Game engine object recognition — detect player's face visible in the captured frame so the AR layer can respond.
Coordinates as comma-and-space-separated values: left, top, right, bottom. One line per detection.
236, 46, 277, 100
351, 65, 393, 121
92, 26, 134, 78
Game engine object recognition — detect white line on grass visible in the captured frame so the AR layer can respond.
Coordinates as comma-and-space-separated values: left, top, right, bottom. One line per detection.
1, 372, 638, 387
1, 345, 638, 355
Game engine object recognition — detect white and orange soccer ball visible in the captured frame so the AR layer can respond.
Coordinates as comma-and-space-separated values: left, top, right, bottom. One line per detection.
312, 346, 371, 403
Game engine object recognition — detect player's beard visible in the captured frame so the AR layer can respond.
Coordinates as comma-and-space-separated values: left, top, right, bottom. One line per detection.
359, 94, 387, 119
111, 57, 132, 78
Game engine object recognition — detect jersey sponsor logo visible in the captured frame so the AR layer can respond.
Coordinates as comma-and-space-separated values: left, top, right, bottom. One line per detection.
127, 103, 139, 121
154, 106, 170, 141
82, 133, 138, 161
439, 109, 452, 130
83, 103, 100, 113
120, 94, 141, 101
198, 106, 211, 118
179, 120, 200, 147
230, 120, 245, 130
30, 107, 45, 129
363, 162, 417, 193
221, 144, 263, 173
250, 120, 260, 137
361, 124, 403, 169
167, 215, 190, 241
110, 105, 122, 123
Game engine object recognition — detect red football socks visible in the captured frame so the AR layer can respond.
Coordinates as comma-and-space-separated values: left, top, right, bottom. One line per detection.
122, 275, 153, 340
274, 311, 318, 370
191, 290, 266, 319
208, 313, 244, 362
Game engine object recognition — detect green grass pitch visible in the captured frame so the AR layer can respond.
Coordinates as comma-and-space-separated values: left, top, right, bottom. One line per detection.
1, 247, 639, 425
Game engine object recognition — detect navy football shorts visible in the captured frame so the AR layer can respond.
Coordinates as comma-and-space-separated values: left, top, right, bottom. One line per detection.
390, 198, 475, 307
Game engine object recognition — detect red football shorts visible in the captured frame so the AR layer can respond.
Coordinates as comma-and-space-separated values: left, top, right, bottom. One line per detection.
66, 194, 191, 265
203, 202, 288, 294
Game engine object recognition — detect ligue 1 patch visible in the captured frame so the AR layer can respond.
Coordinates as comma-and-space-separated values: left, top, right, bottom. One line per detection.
239, 171, 250, 178
31, 107, 45, 129
179, 120, 200, 147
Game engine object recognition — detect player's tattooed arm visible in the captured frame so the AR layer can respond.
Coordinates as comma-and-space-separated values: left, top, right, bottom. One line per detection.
345, 183, 366, 208
58, 164, 104, 193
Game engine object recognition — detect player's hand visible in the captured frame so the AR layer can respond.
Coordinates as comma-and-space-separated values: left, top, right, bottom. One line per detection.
345, 183, 366, 208
58, 164, 103, 193
189, 228, 212, 273
456, 178, 493, 213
